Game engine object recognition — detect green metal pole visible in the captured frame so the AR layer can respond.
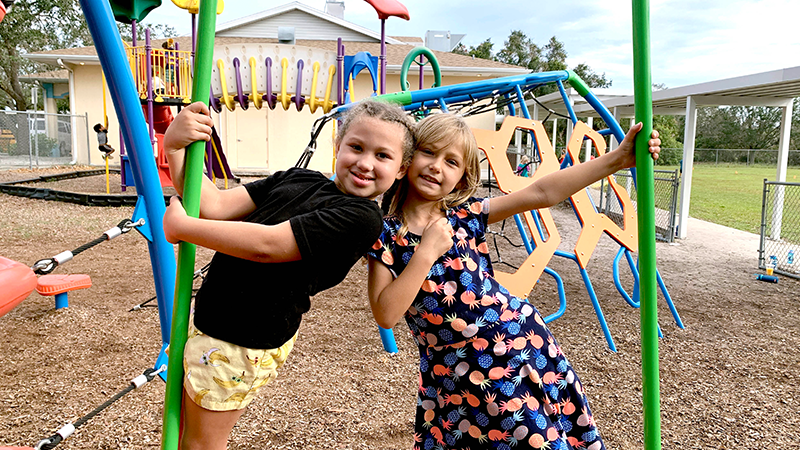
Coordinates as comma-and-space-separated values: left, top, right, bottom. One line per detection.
161, 0, 217, 448
631, 1, 661, 449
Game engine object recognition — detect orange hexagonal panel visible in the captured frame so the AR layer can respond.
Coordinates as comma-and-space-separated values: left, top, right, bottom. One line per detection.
471, 116, 561, 298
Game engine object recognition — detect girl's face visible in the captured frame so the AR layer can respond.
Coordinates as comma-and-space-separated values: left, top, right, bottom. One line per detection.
334, 117, 406, 199
406, 140, 466, 202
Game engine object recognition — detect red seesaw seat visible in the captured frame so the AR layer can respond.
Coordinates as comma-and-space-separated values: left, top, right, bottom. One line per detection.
36, 274, 92, 309
0, 256, 38, 318
36, 274, 92, 295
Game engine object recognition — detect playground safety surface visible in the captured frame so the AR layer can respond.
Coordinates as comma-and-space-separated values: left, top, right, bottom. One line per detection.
1, 167, 798, 449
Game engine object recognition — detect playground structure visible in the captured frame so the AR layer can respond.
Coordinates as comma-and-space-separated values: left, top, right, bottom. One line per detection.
119, 29, 237, 191
211, 44, 337, 113
114, 0, 413, 191
116, 27, 406, 190
1, 0, 667, 449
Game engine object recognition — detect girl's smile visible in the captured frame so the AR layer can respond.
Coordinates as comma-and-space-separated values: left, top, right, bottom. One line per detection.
350, 170, 375, 186
334, 117, 406, 199
419, 174, 441, 186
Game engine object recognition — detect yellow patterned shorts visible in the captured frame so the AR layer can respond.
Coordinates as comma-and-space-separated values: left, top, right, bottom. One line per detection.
182, 319, 297, 412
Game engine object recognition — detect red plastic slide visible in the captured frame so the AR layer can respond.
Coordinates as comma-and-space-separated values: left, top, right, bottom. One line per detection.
149, 104, 174, 135
140, 104, 176, 187
155, 133, 173, 187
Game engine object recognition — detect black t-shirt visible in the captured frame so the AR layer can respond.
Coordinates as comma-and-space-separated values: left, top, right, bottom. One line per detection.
193, 168, 383, 349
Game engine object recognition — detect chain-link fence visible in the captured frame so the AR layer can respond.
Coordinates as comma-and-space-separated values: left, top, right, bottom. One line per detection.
597, 169, 680, 243
760, 180, 800, 279
0, 110, 89, 169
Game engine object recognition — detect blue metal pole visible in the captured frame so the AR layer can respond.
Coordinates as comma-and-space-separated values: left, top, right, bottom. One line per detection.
556, 80, 578, 124
79, 0, 176, 363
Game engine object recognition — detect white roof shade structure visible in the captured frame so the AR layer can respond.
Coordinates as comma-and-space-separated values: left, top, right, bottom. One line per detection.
528, 66, 800, 240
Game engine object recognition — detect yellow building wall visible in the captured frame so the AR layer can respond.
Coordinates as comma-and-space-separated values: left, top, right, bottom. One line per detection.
73, 64, 189, 172
72, 64, 124, 167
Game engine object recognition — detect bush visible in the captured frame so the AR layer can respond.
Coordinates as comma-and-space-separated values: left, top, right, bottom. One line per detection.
657, 147, 682, 166
6, 133, 61, 156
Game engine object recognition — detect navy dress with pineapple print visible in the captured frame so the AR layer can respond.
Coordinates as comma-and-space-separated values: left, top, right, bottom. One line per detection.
368, 198, 604, 450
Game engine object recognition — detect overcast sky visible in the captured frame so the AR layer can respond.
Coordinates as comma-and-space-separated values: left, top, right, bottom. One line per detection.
141, 0, 800, 92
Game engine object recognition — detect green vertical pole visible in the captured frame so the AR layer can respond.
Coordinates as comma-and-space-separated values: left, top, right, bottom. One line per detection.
631, 1, 661, 449
161, 0, 217, 448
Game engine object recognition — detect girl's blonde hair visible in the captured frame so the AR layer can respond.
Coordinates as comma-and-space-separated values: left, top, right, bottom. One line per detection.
384, 113, 481, 236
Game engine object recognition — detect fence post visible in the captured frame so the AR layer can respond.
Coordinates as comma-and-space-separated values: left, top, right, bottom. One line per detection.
33, 113, 40, 167
26, 111, 32, 169
598, 178, 605, 211
669, 169, 679, 242
759, 179, 768, 268
771, 182, 785, 240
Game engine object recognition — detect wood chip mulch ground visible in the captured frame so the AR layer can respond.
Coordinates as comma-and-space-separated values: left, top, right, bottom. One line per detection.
1, 167, 798, 449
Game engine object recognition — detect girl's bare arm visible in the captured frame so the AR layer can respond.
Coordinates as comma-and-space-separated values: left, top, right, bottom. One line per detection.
162, 196, 301, 263
487, 124, 660, 224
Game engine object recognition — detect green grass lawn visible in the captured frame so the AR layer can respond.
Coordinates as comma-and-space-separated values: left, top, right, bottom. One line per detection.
659, 163, 800, 234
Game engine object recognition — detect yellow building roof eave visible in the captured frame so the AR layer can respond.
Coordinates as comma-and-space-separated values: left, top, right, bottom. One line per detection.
20, 75, 70, 83
24, 53, 100, 67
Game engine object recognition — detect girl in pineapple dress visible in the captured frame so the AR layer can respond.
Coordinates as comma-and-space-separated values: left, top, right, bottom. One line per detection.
367, 113, 660, 450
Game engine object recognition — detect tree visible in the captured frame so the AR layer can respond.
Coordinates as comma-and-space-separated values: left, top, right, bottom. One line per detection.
451, 43, 468, 55
460, 31, 612, 93
494, 32, 611, 98
542, 36, 566, 72
452, 38, 494, 60
495, 30, 541, 70
0, 0, 87, 110
685, 98, 800, 166
118, 22, 176, 44
653, 115, 682, 165
470, 39, 494, 60
693, 105, 784, 164
696, 106, 781, 150
572, 63, 611, 89
0, 0, 176, 111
